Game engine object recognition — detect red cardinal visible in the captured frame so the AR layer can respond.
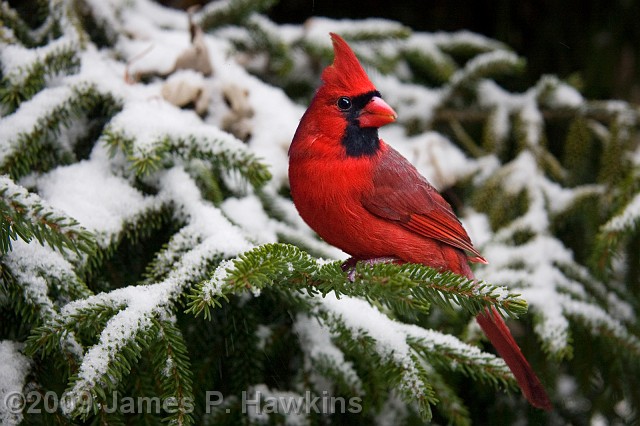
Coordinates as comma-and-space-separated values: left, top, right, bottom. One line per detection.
288, 33, 551, 411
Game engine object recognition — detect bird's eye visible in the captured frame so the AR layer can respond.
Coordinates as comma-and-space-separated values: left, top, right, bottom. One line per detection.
337, 96, 352, 111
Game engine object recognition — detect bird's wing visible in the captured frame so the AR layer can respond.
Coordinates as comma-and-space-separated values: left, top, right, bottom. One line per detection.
362, 146, 487, 263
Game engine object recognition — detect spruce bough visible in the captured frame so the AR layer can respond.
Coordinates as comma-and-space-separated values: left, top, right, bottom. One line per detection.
1, 0, 639, 424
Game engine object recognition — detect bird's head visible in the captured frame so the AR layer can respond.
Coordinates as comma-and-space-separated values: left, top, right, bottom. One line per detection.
291, 33, 397, 159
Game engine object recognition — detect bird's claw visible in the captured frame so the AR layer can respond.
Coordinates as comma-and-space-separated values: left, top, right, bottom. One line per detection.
341, 256, 402, 282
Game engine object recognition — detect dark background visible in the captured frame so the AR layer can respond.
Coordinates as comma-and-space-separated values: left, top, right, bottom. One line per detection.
162, 0, 640, 104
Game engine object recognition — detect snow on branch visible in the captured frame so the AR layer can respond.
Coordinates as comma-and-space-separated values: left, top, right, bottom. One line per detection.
0, 175, 96, 255
3, 0, 640, 423
601, 192, 640, 234
475, 150, 639, 359
102, 101, 271, 188
0, 341, 31, 426
313, 293, 514, 422
197, 0, 279, 31
188, 243, 528, 321
0, 84, 121, 180
294, 314, 364, 396
0, 38, 80, 113
448, 50, 524, 94
303, 17, 411, 46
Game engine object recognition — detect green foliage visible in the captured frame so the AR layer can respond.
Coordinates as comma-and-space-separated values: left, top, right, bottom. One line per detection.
0, 176, 96, 255
2, 0, 640, 425
0, 44, 80, 114
0, 84, 122, 180
0, 0, 48, 46
197, 0, 280, 31
186, 243, 526, 422
102, 129, 271, 189
188, 243, 527, 321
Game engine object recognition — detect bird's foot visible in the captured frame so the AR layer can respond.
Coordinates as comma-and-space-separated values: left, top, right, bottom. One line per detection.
341, 256, 402, 282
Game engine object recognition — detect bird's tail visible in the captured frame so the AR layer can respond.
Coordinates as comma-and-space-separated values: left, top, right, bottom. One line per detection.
476, 307, 552, 411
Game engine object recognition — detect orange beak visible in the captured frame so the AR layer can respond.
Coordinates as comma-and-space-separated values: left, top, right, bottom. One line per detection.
358, 96, 397, 128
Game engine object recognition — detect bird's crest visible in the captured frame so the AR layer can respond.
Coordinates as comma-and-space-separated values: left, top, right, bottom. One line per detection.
321, 33, 377, 96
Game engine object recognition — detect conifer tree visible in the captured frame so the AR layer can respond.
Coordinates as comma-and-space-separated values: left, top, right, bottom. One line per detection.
1, 0, 639, 425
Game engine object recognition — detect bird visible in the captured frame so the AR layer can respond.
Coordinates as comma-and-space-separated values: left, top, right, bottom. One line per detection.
288, 32, 551, 411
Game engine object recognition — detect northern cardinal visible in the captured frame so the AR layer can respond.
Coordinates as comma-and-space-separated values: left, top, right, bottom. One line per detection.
288, 33, 551, 411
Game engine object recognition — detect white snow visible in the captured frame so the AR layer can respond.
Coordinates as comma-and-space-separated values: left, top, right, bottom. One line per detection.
0, 36, 76, 81
0, 43, 40, 75
431, 30, 507, 52
221, 195, 279, 244
0, 86, 74, 160
450, 50, 521, 88
294, 314, 363, 393
0, 341, 31, 426
3, 0, 638, 420
303, 17, 408, 46
546, 81, 583, 107
603, 192, 640, 232
478, 80, 546, 147
404, 33, 455, 71
36, 145, 159, 245
158, 166, 252, 254
315, 293, 507, 397
488, 105, 510, 144
374, 74, 443, 126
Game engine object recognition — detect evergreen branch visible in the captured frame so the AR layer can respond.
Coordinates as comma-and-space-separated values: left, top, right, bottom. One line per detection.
316, 18, 412, 42
189, 243, 528, 320
186, 243, 313, 319
245, 14, 294, 78
0, 264, 57, 325
316, 261, 434, 317
593, 191, 640, 274
62, 309, 160, 420
0, 84, 122, 180
185, 280, 226, 320
187, 244, 526, 419
214, 242, 316, 291
150, 318, 195, 426
429, 103, 640, 127
406, 352, 437, 420
447, 50, 524, 97
312, 295, 438, 421
222, 304, 266, 396
433, 31, 509, 57
403, 39, 457, 84
311, 294, 519, 421
197, 0, 279, 31
0, 175, 96, 255
79, 203, 175, 281
448, 117, 486, 157
3, 263, 86, 377
101, 129, 271, 190
187, 161, 226, 205
563, 297, 640, 358
0, 43, 80, 113
25, 302, 122, 359
407, 334, 515, 390
0, 1, 36, 46
555, 261, 634, 326
422, 366, 471, 426
2, 239, 93, 333
397, 263, 528, 318
141, 231, 227, 303
294, 313, 365, 397
142, 227, 203, 285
